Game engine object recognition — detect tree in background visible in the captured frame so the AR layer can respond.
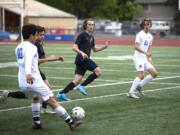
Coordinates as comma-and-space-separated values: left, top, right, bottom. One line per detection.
37, 0, 143, 20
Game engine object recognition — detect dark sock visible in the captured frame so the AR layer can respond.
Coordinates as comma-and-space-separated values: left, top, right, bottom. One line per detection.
81, 73, 98, 86
42, 101, 47, 109
8, 91, 26, 99
60, 82, 75, 94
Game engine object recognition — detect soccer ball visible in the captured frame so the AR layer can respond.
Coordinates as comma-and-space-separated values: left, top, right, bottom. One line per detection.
71, 106, 85, 120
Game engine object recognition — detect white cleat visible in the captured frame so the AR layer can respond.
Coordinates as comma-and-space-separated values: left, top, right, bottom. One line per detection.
136, 86, 144, 96
127, 93, 140, 99
41, 108, 56, 114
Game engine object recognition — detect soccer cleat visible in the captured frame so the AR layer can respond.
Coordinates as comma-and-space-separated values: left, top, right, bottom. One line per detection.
0, 90, 9, 102
77, 85, 87, 96
69, 120, 82, 131
56, 93, 71, 101
41, 108, 56, 114
136, 86, 144, 96
31, 123, 42, 130
127, 93, 140, 99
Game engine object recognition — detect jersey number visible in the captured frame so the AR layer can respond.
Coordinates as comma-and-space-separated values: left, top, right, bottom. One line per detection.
144, 40, 148, 46
17, 48, 23, 59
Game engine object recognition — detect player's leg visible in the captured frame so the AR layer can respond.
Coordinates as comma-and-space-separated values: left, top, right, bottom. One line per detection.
41, 79, 55, 114
40, 71, 55, 114
77, 59, 99, 95
0, 90, 26, 102
127, 71, 144, 99
128, 58, 146, 98
56, 65, 85, 100
81, 67, 100, 86
138, 62, 158, 94
139, 67, 158, 88
31, 97, 42, 129
46, 96, 81, 130
56, 74, 83, 101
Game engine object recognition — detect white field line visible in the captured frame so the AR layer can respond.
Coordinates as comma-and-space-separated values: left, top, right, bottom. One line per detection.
149, 82, 180, 86
1, 76, 179, 92
1, 60, 180, 69
0, 74, 120, 82
0, 85, 180, 113
0, 74, 180, 90
0, 62, 17, 68
1, 69, 180, 78
43, 62, 180, 68
40, 67, 180, 75
51, 75, 180, 92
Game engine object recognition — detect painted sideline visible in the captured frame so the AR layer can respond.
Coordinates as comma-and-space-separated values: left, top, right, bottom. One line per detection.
0, 85, 180, 113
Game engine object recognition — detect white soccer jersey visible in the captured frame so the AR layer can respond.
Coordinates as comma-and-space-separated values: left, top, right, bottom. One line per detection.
134, 30, 153, 60
15, 41, 54, 101
15, 41, 41, 86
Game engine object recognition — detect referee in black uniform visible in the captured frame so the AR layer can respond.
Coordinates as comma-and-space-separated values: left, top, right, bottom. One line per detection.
57, 18, 110, 101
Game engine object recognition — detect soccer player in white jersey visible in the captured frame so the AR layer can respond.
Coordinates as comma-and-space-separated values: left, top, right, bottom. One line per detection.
15, 24, 81, 130
127, 18, 158, 99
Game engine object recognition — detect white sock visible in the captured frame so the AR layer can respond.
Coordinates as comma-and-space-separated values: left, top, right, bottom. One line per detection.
140, 75, 153, 87
54, 106, 71, 121
129, 77, 141, 94
32, 103, 40, 124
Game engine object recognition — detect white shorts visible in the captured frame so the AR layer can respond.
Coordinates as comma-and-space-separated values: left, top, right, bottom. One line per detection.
133, 58, 154, 71
19, 78, 54, 101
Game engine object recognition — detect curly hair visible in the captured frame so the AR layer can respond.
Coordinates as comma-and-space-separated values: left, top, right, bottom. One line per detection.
140, 18, 152, 29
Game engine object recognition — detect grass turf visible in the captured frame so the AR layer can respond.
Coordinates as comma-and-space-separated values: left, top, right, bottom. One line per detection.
0, 44, 180, 135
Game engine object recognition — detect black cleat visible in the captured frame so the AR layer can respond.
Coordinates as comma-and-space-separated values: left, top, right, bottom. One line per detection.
69, 120, 82, 131
31, 123, 42, 130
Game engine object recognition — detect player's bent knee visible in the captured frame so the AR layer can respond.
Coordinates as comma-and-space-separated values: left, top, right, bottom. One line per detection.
33, 97, 40, 103
94, 70, 102, 77
96, 72, 102, 77
73, 80, 81, 85
47, 97, 59, 109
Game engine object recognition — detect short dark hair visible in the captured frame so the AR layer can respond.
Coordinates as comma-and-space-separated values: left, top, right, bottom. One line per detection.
36, 25, 45, 33
22, 24, 37, 39
82, 18, 94, 30
140, 18, 152, 29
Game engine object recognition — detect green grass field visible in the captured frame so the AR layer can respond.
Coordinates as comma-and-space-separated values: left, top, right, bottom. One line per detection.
0, 43, 180, 135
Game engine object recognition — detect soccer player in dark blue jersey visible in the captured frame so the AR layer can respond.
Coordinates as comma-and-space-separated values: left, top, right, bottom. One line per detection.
57, 18, 110, 101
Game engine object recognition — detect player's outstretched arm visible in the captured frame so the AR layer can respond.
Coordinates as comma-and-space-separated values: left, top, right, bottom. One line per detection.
38, 55, 64, 64
93, 40, 110, 52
